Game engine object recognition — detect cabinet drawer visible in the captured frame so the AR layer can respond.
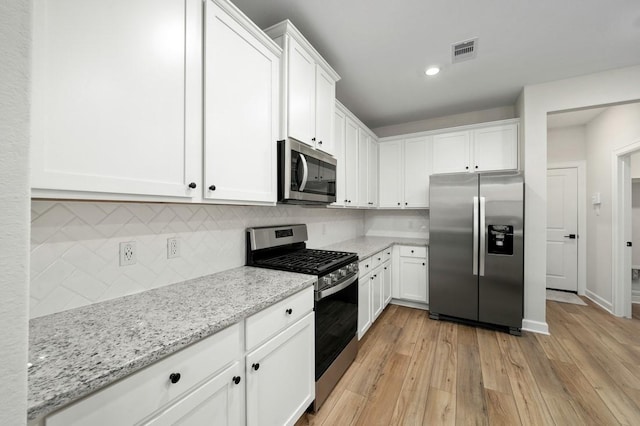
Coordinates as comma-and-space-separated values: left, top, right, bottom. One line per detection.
46, 323, 242, 426
370, 250, 384, 268
399, 246, 427, 258
383, 247, 392, 262
245, 287, 313, 351
359, 258, 373, 276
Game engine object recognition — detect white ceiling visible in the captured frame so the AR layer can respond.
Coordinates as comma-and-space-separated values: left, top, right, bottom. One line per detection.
231, 0, 640, 130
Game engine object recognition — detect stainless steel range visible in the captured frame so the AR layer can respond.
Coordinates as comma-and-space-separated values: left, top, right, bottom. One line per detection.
246, 224, 358, 411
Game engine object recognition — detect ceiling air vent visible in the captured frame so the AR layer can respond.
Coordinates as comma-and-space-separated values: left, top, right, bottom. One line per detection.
452, 38, 478, 63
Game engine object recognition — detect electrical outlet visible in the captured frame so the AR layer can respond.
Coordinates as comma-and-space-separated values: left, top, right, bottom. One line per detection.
167, 237, 180, 259
119, 241, 136, 266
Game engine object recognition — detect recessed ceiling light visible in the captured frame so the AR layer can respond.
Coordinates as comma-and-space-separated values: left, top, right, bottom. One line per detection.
425, 67, 440, 76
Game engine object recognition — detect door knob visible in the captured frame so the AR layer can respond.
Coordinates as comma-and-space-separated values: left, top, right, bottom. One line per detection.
563, 234, 577, 239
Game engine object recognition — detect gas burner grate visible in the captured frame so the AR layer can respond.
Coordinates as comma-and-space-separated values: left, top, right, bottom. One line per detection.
254, 249, 355, 275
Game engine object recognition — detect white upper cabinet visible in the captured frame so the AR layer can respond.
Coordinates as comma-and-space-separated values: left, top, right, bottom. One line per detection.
333, 108, 347, 207
358, 129, 369, 207
472, 124, 518, 172
31, 0, 202, 200
344, 116, 360, 207
287, 38, 316, 145
431, 122, 518, 174
403, 136, 431, 208
368, 139, 379, 207
378, 137, 430, 209
432, 131, 471, 174
378, 141, 403, 208
315, 67, 337, 155
265, 21, 340, 155
203, 0, 281, 204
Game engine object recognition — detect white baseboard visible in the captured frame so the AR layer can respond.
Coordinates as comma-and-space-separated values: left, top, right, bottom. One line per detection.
390, 299, 429, 311
585, 289, 613, 313
521, 319, 549, 335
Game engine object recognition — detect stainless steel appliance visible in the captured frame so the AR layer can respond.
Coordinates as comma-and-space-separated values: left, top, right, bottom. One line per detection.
277, 138, 337, 204
429, 172, 524, 335
246, 224, 358, 411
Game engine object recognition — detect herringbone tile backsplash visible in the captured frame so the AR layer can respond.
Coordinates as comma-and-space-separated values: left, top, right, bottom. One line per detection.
30, 201, 364, 318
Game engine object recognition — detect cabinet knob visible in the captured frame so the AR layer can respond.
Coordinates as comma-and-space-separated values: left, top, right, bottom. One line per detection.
371, 276, 374, 280
344, 199, 348, 203
188, 182, 197, 189
285, 308, 293, 315
365, 264, 369, 268
411, 250, 414, 253
405, 202, 408, 206
475, 165, 478, 169
465, 166, 469, 170
312, 137, 316, 142
387, 252, 390, 255
422, 262, 426, 266
209, 185, 216, 191
232, 376, 241, 385
318, 140, 323, 145
384, 267, 387, 270
169, 373, 181, 384
397, 202, 400, 206
252, 363, 260, 371
377, 257, 381, 261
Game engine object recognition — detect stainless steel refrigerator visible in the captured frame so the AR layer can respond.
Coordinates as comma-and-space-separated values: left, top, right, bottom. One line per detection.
429, 172, 524, 335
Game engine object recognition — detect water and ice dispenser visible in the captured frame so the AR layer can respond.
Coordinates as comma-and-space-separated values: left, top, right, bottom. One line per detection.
488, 225, 514, 255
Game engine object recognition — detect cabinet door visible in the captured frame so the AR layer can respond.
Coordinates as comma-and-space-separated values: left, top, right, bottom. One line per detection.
287, 38, 316, 146
399, 257, 428, 303
142, 363, 244, 426
246, 313, 314, 426
378, 141, 403, 208
368, 140, 379, 207
204, 2, 279, 204
472, 124, 518, 172
315, 66, 336, 155
382, 261, 392, 306
333, 108, 346, 206
345, 117, 359, 206
432, 131, 471, 174
372, 269, 383, 320
358, 130, 369, 207
31, 0, 200, 198
358, 272, 372, 339
404, 136, 431, 208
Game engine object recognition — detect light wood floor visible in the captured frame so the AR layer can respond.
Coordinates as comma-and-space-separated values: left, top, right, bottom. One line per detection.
297, 299, 640, 425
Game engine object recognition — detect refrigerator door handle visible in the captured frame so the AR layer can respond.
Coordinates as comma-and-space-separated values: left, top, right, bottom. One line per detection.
473, 196, 479, 276
479, 196, 486, 276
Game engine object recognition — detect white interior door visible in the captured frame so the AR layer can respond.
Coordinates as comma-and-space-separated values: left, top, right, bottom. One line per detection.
546, 168, 578, 291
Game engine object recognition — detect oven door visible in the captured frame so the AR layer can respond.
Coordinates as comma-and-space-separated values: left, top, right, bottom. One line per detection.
314, 275, 358, 380
278, 138, 336, 204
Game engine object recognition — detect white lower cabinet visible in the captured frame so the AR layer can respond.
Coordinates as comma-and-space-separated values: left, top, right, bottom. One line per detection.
246, 312, 314, 426
398, 246, 429, 304
358, 270, 372, 339
142, 362, 244, 426
45, 288, 315, 426
382, 260, 392, 306
371, 266, 384, 320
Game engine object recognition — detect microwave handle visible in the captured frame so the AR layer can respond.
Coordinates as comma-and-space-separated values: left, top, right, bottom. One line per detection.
298, 153, 309, 192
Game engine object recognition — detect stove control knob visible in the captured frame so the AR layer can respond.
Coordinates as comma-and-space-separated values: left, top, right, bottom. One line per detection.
323, 276, 332, 287
339, 269, 347, 277
330, 272, 338, 282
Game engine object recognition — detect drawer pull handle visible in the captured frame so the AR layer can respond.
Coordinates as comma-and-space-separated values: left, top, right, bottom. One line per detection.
169, 373, 181, 384
252, 363, 260, 371
285, 308, 293, 315
233, 376, 241, 385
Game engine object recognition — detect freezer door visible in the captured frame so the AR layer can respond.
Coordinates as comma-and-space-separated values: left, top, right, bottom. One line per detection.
429, 173, 479, 321
478, 173, 524, 328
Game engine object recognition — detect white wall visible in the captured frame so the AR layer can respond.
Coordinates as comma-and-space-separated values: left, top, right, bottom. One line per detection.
584, 103, 640, 307
30, 201, 364, 318
631, 182, 640, 267
522, 64, 640, 329
372, 106, 516, 138
547, 126, 586, 163
0, 0, 30, 424
364, 210, 429, 239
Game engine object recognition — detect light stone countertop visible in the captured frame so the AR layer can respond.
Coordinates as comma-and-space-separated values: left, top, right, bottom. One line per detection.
316, 236, 429, 260
27, 266, 316, 421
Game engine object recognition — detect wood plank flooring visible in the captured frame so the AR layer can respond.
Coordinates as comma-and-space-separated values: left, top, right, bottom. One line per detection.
296, 299, 640, 426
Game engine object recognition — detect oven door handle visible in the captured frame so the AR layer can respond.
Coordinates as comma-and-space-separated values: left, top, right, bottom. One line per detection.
298, 153, 309, 192
315, 275, 358, 302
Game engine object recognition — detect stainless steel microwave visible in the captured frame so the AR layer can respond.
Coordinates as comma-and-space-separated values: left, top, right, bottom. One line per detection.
277, 138, 337, 204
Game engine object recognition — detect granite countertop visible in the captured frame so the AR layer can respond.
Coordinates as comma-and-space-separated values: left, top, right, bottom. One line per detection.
28, 266, 316, 421
317, 236, 429, 260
